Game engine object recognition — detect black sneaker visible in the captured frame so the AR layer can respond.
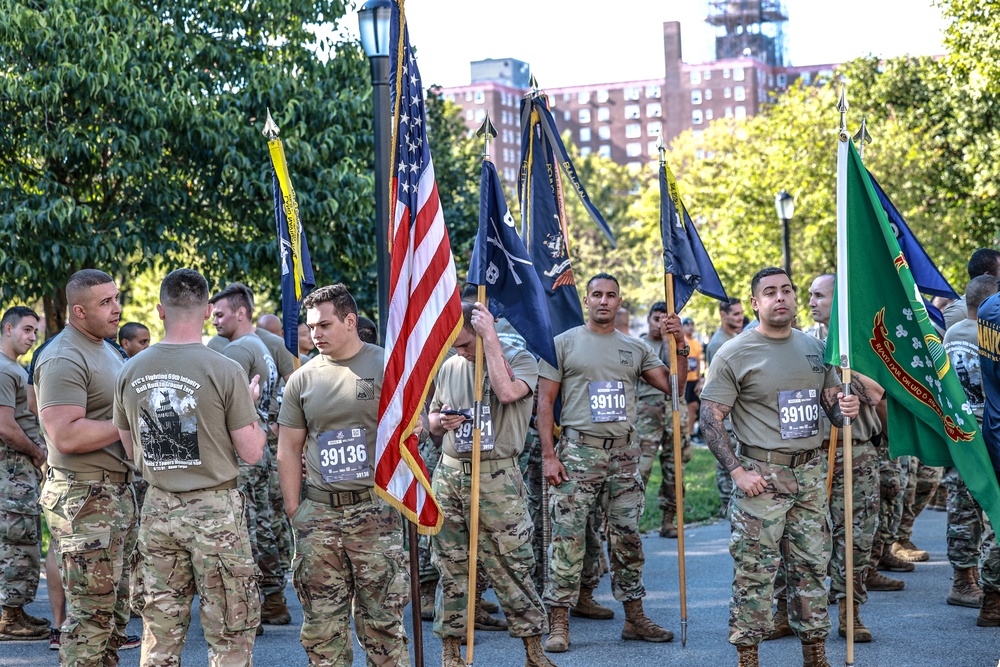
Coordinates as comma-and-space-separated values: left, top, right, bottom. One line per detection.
121, 634, 141, 650
48, 629, 60, 651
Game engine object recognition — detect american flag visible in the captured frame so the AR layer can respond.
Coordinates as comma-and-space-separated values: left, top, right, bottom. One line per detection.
374, 0, 460, 535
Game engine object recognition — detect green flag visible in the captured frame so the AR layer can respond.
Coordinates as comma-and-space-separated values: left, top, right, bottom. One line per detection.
825, 139, 1000, 530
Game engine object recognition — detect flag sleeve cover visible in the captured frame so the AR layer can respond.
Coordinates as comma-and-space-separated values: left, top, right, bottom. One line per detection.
376, 0, 460, 534
826, 140, 1000, 529
269, 139, 316, 357
469, 160, 558, 368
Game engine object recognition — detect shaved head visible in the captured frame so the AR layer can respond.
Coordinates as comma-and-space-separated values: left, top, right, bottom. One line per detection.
257, 313, 283, 336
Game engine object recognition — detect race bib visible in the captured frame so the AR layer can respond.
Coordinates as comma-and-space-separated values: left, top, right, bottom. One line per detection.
317, 428, 371, 483
778, 389, 821, 440
455, 407, 495, 453
688, 357, 698, 373
589, 381, 628, 423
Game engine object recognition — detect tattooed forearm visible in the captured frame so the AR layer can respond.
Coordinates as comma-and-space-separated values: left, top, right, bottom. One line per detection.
849, 376, 872, 405
700, 400, 739, 472
821, 387, 847, 427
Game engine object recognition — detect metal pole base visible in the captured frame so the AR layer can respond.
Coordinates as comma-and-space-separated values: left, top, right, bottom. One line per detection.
681, 620, 688, 647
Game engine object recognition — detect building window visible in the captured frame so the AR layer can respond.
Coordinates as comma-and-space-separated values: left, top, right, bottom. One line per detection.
724, 87, 732, 99
580, 146, 592, 157
624, 86, 640, 100
563, 93, 571, 102
693, 130, 703, 140
598, 125, 611, 140
578, 91, 590, 104
625, 123, 641, 138
818, 69, 834, 83
705, 109, 713, 121
725, 107, 733, 118
768, 74, 774, 87
705, 88, 713, 100
597, 107, 610, 122
646, 84, 661, 98
734, 67, 745, 81
627, 161, 641, 171
735, 106, 746, 119
704, 70, 712, 80
646, 103, 662, 117
777, 73, 787, 86
691, 90, 702, 105
626, 142, 642, 157
564, 110, 571, 122
596, 89, 610, 103
625, 104, 641, 119
802, 72, 812, 85
475, 90, 485, 103
579, 108, 591, 123
466, 109, 473, 120
579, 128, 591, 142
723, 68, 730, 79
475, 109, 485, 123
690, 70, 701, 85
734, 86, 746, 101
598, 145, 611, 159
692, 110, 703, 125
647, 121, 662, 136
647, 141, 659, 156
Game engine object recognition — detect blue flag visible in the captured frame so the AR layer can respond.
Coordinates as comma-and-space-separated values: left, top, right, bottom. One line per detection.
469, 161, 558, 368
660, 164, 728, 312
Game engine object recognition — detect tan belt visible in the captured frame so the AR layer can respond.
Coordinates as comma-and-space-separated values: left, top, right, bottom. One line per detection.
737, 443, 821, 468
305, 486, 374, 507
441, 452, 517, 475
47, 467, 133, 484
563, 427, 632, 450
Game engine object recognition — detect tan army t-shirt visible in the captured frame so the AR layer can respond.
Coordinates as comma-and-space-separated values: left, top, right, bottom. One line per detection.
222, 334, 277, 427
35, 325, 129, 474
278, 343, 383, 492
636, 336, 668, 401
812, 331, 880, 443
430, 345, 538, 460
255, 328, 296, 421
113, 344, 259, 493
0, 353, 39, 443
538, 326, 663, 438
701, 328, 840, 452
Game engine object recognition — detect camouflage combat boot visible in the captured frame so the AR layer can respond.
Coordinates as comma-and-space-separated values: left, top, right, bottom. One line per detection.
544, 606, 570, 652
474, 586, 507, 631
571, 586, 614, 620
523, 634, 559, 667
801, 639, 831, 667
837, 599, 872, 642
947, 567, 984, 608
877, 548, 915, 572
441, 636, 464, 667
419, 581, 435, 621
736, 644, 759, 667
621, 598, 673, 642
865, 568, 905, 592
659, 509, 678, 538
0, 606, 49, 641
19, 609, 49, 629
977, 590, 1000, 627
764, 595, 793, 640
261, 591, 291, 625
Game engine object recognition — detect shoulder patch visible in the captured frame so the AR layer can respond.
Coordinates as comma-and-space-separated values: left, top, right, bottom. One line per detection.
356, 378, 375, 400
618, 349, 633, 366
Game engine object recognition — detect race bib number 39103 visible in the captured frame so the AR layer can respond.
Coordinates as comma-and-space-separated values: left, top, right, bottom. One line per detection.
317, 428, 371, 483
777, 389, 820, 440
589, 381, 628, 423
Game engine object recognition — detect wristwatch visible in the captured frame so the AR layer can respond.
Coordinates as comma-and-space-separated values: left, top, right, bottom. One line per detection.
676, 345, 690, 356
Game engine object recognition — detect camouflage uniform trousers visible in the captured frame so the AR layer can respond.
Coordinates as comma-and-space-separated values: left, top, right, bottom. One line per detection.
266, 430, 293, 573
980, 516, 1000, 594
829, 441, 878, 603
238, 446, 284, 596
897, 456, 942, 542
635, 395, 691, 513
942, 466, 984, 569
0, 446, 41, 607
430, 460, 547, 638
519, 427, 545, 594
870, 437, 903, 567
544, 435, 647, 607
728, 453, 831, 646
40, 474, 138, 667
290, 496, 411, 666
418, 429, 442, 587
128, 477, 149, 614
139, 485, 260, 666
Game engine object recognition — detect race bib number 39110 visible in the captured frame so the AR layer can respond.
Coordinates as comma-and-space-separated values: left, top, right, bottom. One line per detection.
317, 428, 371, 483
589, 381, 628, 423
778, 389, 820, 440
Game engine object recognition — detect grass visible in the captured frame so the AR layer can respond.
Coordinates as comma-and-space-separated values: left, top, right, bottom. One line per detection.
639, 447, 723, 533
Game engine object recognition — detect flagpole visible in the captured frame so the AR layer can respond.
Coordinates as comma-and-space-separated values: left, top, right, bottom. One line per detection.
463, 113, 498, 666
658, 135, 688, 647
826, 426, 838, 500
836, 85, 856, 667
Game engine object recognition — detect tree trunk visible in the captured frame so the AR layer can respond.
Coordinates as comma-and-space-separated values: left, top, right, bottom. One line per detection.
42, 287, 67, 339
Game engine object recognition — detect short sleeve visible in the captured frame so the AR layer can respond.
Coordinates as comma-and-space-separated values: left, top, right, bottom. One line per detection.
223, 345, 253, 377
277, 372, 306, 429
225, 370, 260, 432
639, 340, 665, 373
35, 358, 89, 411
0, 368, 18, 410
699, 356, 739, 408
509, 349, 539, 395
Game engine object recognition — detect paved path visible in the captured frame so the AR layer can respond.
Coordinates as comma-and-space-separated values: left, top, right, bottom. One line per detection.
10, 508, 1000, 666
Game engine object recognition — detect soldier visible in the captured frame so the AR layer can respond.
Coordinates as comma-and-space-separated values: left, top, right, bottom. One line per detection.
706, 298, 744, 513
35, 269, 138, 666
683, 317, 703, 442
256, 313, 283, 337
892, 457, 942, 562
635, 301, 690, 539
700, 267, 862, 667
976, 288, 1000, 628
0, 306, 49, 641
113, 268, 266, 665
942, 275, 997, 608
209, 284, 285, 630
118, 322, 151, 358
428, 301, 556, 667
808, 274, 884, 642
277, 284, 411, 665
539, 273, 683, 652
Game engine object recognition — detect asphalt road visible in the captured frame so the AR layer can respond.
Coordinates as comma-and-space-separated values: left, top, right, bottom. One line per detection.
10, 508, 1000, 666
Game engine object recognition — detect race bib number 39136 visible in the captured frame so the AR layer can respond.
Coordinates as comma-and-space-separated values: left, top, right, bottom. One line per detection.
589, 381, 628, 423
317, 428, 370, 483
777, 389, 820, 440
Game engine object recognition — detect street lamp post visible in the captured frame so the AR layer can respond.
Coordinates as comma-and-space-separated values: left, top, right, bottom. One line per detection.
774, 190, 795, 281
359, 0, 392, 345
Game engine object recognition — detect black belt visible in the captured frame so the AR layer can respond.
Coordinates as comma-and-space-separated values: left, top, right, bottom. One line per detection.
47, 468, 134, 484
305, 486, 374, 507
737, 444, 820, 468
563, 427, 632, 450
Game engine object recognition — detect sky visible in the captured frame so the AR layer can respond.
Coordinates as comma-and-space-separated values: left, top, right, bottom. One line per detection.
343, 0, 948, 88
